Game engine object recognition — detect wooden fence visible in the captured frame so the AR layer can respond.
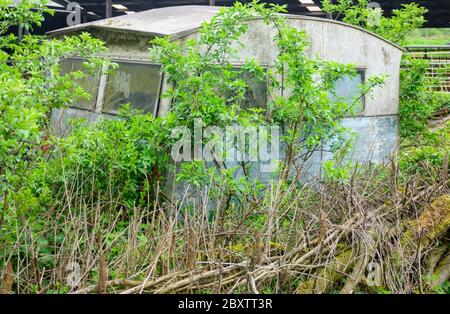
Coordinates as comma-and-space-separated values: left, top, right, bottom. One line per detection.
405, 45, 450, 93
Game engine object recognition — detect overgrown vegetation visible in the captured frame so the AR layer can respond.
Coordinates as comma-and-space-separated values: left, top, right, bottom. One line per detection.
322, 0, 428, 46
0, 0, 108, 222
0, 1, 448, 294
398, 56, 449, 180
399, 58, 449, 138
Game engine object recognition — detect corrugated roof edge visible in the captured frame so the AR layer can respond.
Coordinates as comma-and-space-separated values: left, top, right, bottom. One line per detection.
47, 6, 404, 52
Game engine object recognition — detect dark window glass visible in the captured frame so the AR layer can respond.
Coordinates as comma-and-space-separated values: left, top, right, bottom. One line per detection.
240, 70, 268, 109
103, 62, 162, 115
60, 58, 100, 110
334, 70, 365, 114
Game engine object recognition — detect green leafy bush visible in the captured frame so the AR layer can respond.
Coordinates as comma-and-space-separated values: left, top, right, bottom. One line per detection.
322, 0, 427, 46
28, 108, 173, 209
398, 59, 449, 178
398, 56, 437, 138
0, 0, 107, 228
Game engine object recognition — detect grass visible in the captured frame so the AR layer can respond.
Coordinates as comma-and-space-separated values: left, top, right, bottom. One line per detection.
405, 28, 450, 46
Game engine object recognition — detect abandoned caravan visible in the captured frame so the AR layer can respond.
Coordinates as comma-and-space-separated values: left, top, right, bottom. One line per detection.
48, 5, 403, 180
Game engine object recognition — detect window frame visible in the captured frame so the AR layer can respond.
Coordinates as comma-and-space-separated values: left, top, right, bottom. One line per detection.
100, 59, 164, 117
60, 57, 164, 117
166, 63, 270, 111
233, 65, 269, 110
341, 68, 366, 117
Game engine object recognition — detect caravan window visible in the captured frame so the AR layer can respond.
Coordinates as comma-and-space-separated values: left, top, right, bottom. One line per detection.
240, 70, 268, 109
103, 62, 162, 115
334, 69, 365, 114
225, 68, 268, 109
59, 58, 101, 111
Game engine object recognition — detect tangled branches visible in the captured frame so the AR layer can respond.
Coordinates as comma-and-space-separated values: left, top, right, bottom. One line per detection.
33, 159, 446, 294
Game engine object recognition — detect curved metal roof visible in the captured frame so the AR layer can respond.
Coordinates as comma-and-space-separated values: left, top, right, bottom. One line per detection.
48, 5, 221, 37
48, 5, 403, 51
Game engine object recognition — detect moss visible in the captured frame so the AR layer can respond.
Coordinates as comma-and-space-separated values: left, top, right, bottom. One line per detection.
402, 194, 450, 248
296, 248, 353, 294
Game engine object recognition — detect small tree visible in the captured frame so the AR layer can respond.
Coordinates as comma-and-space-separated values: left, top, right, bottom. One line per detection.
149, 2, 384, 186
